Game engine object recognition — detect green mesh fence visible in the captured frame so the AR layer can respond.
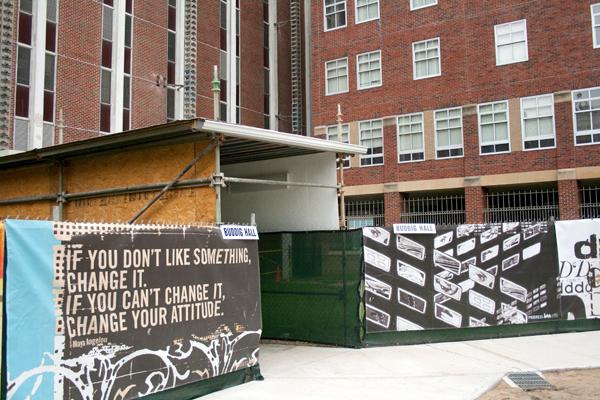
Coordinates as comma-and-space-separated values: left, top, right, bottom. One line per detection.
259, 230, 364, 347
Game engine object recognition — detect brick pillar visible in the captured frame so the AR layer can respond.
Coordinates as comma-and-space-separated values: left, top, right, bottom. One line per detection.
384, 192, 404, 226
465, 186, 485, 224
558, 179, 580, 220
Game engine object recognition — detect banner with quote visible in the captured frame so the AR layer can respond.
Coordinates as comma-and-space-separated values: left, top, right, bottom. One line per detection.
4, 220, 262, 400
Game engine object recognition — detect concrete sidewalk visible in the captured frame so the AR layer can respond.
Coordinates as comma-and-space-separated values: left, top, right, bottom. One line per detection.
203, 331, 600, 400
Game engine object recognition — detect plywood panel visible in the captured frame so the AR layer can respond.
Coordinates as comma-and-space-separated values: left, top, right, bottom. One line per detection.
0, 164, 55, 199
66, 141, 215, 193
65, 187, 215, 224
0, 140, 217, 224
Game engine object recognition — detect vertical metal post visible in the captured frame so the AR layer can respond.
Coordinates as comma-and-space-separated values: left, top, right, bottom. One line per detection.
215, 136, 222, 225
337, 104, 346, 229
56, 161, 64, 221
212, 65, 220, 121
213, 66, 223, 225
58, 108, 64, 145
341, 230, 348, 346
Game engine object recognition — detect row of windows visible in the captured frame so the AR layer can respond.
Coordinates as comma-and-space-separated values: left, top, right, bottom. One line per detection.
324, 0, 438, 31
325, 8, 600, 95
327, 88, 600, 167
326, 1, 600, 52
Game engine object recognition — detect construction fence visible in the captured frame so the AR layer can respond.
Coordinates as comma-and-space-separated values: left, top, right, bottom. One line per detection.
259, 220, 600, 348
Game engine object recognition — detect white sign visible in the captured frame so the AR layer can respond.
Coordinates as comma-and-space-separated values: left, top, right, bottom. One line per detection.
220, 225, 259, 240
393, 223, 436, 234
556, 220, 600, 319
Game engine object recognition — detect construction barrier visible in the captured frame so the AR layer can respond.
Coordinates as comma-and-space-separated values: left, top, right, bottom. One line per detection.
259, 221, 600, 348
362, 221, 600, 345
1, 220, 262, 400
259, 230, 363, 347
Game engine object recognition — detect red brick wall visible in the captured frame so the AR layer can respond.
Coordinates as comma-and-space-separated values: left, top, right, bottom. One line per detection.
240, 0, 266, 127
196, 1, 221, 120
465, 186, 486, 224
384, 191, 404, 226
56, 0, 102, 143
133, 1, 168, 129
558, 179, 581, 220
9, 0, 292, 148
311, 0, 600, 186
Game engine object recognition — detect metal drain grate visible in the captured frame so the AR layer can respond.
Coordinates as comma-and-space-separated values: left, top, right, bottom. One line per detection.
505, 372, 555, 391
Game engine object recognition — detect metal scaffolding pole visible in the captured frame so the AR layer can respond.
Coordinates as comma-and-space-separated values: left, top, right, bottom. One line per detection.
223, 176, 339, 189
128, 140, 218, 224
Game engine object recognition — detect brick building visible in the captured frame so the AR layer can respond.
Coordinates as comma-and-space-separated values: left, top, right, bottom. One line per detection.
309, 0, 600, 226
0, 0, 296, 152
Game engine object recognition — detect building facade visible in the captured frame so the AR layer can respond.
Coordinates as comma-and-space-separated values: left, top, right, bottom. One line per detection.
310, 0, 600, 226
0, 0, 296, 152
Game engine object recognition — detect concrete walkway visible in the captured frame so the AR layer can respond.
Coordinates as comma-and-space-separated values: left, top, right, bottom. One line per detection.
203, 331, 600, 400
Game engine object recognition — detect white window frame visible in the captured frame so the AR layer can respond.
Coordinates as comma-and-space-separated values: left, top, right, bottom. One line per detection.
356, 50, 382, 90
520, 94, 556, 151
396, 112, 425, 163
434, 107, 464, 159
327, 124, 351, 168
323, 0, 347, 32
494, 19, 528, 66
355, 0, 380, 24
359, 119, 384, 167
477, 100, 511, 155
410, 0, 438, 11
325, 57, 349, 96
412, 37, 441, 80
592, 4, 600, 48
572, 87, 600, 146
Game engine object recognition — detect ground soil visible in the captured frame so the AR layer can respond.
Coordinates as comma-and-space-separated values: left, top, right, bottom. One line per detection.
477, 368, 600, 400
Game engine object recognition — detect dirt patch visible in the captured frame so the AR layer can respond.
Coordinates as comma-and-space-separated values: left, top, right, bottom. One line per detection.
478, 368, 600, 400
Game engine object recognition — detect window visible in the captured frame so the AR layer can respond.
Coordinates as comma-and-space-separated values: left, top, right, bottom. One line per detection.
434, 108, 463, 158
167, 0, 176, 122
357, 50, 381, 90
592, 4, 600, 48
123, 0, 133, 130
324, 0, 346, 31
412, 38, 440, 80
494, 20, 528, 66
360, 119, 384, 166
100, 0, 113, 133
410, 0, 437, 10
397, 113, 424, 162
263, 0, 270, 128
520, 94, 555, 150
572, 87, 600, 145
15, 0, 32, 120
356, 0, 379, 23
327, 124, 350, 168
478, 100, 510, 154
325, 57, 348, 95
219, 0, 227, 121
